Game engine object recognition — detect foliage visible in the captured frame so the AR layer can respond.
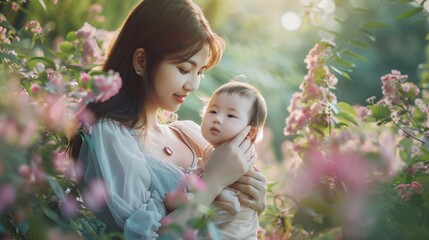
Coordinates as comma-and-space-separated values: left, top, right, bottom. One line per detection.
0, 0, 124, 239
257, 0, 429, 239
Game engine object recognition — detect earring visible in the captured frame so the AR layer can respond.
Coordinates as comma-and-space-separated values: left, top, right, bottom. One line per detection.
135, 68, 143, 75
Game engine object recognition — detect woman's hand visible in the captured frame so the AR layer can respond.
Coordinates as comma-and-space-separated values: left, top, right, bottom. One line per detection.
203, 126, 256, 195
229, 167, 267, 215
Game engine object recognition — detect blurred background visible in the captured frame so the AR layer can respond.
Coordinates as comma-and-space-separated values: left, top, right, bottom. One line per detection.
4, 0, 428, 161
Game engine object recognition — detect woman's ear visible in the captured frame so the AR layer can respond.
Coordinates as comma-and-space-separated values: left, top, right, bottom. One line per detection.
133, 48, 146, 75
248, 127, 258, 144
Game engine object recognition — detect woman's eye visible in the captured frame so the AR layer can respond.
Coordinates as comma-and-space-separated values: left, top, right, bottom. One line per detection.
178, 68, 190, 74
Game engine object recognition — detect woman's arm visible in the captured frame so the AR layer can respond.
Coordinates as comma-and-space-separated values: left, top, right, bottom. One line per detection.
158, 126, 256, 232
229, 167, 267, 215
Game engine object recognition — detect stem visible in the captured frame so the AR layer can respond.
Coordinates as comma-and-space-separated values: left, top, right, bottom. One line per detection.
393, 122, 425, 144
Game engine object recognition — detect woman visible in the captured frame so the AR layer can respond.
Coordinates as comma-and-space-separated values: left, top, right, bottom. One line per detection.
68, 0, 267, 239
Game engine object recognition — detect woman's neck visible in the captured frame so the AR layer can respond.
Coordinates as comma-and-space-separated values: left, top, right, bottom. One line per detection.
137, 107, 162, 131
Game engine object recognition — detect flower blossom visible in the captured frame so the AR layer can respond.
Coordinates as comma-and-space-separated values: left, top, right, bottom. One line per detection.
380, 70, 408, 106
82, 178, 108, 211
93, 71, 122, 102
76, 23, 103, 64
0, 26, 10, 44
25, 20, 43, 35
0, 184, 16, 212
395, 181, 423, 202
11, 2, 19, 11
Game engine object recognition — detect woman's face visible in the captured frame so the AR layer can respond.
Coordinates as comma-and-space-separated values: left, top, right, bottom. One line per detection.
151, 45, 209, 112
201, 93, 252, 148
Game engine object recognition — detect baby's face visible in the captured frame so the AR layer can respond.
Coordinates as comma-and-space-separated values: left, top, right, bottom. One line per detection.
201, 92, 252, 148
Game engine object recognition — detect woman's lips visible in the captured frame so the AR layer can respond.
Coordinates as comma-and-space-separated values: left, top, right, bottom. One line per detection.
174, 94, 185, 103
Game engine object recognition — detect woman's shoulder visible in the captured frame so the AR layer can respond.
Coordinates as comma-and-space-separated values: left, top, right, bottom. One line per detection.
91, 118, 133, 137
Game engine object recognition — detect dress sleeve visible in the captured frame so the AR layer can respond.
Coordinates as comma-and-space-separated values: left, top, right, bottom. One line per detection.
80, 120, 165, 240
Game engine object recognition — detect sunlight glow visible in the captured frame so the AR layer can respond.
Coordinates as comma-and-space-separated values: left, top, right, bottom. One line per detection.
281, 12, 301, 31
318, 0, 336, 14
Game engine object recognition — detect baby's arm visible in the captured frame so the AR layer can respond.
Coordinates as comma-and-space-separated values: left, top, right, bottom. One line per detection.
212, 187, 241, 225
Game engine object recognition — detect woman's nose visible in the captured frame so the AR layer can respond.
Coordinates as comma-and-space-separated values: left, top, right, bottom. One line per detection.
184, 74, 201, 92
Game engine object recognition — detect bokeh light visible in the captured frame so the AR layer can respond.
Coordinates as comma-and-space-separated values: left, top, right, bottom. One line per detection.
281, 12, 301, 31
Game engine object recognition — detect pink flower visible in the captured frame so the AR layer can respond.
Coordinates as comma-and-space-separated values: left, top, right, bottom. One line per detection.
93, 71, 122, 102
18, 164, 31, 179
81, 38, 102, 64
30, 83, 40, 93
61, 195, 78, 218
183, 174, 206, 192
358, 106, 371, 122
42, 94, 69, 131
25, 20, 43, 35
0, 184, 16, 212
183, 229, 197, 240
11, 2, 19, 11
381, 70, 408, 106
76, 22, 96, 39
160, 216, 172, 225
19, 119, 38, 147
83, 179, 108, 211
52, 150, 70, 175
410, 181, 423, 193
75, 107, 96, 125
165, 187, 188, 210
89, 4, 103, 14
80, 72, 91, 84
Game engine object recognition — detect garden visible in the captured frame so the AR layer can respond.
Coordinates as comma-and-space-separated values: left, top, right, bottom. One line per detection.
1, 0, 429, 239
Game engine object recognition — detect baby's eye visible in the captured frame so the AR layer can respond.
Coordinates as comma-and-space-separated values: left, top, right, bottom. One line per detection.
227, 114, 237, 118
209, 110, 217, 114
178, 68, 190, 75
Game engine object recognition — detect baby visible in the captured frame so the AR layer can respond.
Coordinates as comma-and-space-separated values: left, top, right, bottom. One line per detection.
199, 79, 267, 240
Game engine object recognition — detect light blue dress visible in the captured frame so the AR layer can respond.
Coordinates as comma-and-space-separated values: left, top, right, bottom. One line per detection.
78, 119, 199, 239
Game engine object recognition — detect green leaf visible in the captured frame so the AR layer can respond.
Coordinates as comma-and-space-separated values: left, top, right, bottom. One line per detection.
66, 31, 78, 41
334, 57, 356, 69
336, 102, 359, 126
0, 52, 20, 64
328, 102, 339, 114
350, 40, 370, 49
337, 102, 359, 118
353, 7, 373, 13
46, 176, 65, 201
368, 105, 391, 120
363, 21, 390, 29
317, 27, 343, 38
330, 66, 352, 81
59, 41, 75, 54
358, 29, 376, 42
28, 56, 56, 69
342, 50, 368, 62
267, 181, 279, 192
37, 0, 47, 12
396, 7, 424, 21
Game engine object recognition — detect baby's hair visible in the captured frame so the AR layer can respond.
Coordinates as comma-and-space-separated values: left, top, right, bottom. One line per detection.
202, 77, 267, 142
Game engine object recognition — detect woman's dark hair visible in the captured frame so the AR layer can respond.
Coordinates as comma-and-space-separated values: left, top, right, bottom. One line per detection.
68, 0, 225, 160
